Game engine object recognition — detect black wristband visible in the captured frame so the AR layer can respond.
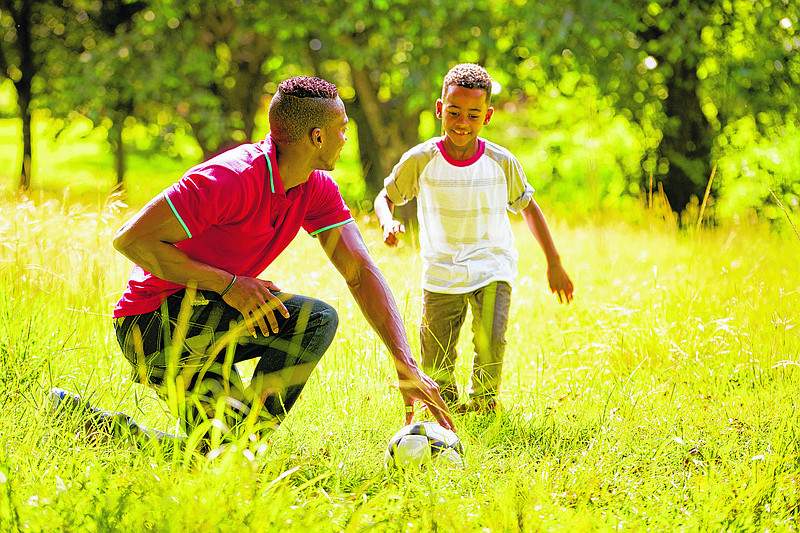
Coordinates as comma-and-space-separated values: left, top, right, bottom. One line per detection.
220, 274, 237, 297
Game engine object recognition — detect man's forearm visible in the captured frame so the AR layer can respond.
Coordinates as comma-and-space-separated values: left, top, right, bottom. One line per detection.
115, 237, 232, 294
112, 195, 234, 294
345, 262, 418, 374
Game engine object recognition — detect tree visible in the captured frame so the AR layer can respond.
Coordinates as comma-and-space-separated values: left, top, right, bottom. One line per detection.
133, 0, 311, 160
89, 0, 147, 192
44, 0, 147, 192
309, 0, 508, 198
0, 1, 39, 190
0, 0, 146, 192
519, 0, 800, 212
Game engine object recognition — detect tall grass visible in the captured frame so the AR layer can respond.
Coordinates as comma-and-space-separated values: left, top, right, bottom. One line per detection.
1, 193, 799, 532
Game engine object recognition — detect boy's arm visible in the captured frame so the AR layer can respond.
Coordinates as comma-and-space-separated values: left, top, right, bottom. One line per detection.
521, 199, 574, 304
374, 188, 405, 247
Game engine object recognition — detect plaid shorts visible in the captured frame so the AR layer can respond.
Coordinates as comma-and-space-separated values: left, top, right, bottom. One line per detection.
113, 289, 338, 437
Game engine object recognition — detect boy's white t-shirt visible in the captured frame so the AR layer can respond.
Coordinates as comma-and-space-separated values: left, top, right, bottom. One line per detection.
384, 137, 534, 294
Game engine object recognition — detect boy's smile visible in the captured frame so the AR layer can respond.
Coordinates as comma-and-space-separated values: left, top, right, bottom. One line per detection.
436, 85, 494, 161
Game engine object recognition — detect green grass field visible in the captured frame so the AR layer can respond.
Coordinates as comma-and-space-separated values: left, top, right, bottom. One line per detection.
1, 184, 799, 531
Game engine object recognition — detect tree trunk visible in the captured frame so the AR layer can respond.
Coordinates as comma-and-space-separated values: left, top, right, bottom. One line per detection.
348, 66, 413, 191
658, 60, 715, 213
15, 1, 34, 191
345, 97, 386, 199
18, 92, 32, 192
110, 122, 126, 195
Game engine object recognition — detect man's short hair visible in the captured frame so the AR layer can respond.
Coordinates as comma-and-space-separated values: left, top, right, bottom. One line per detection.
442, 63, 493, 103
269, 76, 340, 144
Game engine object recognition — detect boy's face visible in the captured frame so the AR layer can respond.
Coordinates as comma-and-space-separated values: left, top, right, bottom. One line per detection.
436, 85, 494, 153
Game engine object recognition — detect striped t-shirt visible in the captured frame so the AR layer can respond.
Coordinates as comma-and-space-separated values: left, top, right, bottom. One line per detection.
384, 137, 534, 294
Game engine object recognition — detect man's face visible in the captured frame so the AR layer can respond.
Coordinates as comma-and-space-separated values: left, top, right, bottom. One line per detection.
319, 97, 349, 171
436, 85, 493, 151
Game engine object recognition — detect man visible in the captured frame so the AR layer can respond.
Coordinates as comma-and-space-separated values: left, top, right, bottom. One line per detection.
52, 76, 453, 449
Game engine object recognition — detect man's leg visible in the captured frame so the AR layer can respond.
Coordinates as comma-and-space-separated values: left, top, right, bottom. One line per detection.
467, 281, 512, 404
420, 290, 468, 406
49, 387, 180, 451
225, 293, 338, 427
116, 290, 337, 446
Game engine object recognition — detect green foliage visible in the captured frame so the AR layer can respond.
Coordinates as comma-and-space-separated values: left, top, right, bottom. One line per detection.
488, 84, 647, 216
716, 117, 800, 225
2, 0, 800, 218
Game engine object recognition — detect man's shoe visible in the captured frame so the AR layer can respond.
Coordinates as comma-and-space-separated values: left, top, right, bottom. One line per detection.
50, 387, 99, 416
49, 387, 114, 436
49, 387, 182, 448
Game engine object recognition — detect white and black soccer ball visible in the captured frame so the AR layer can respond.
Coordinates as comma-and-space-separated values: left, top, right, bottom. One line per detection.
385, 421, 464, 470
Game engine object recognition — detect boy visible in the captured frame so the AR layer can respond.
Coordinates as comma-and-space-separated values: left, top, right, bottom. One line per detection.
374, 64, 574, 413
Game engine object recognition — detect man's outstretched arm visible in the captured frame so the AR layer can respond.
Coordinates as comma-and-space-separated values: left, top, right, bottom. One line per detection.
317, 221, 454, 430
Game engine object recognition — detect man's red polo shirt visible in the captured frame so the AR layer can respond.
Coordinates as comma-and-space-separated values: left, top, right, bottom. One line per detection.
113, 135, 353, 318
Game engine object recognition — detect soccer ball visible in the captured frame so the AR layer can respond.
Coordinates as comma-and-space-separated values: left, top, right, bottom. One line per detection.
385, 421, 464, 470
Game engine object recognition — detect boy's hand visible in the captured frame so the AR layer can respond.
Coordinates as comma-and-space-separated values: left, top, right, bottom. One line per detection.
547, 263, 574, 304
381, 220, 406, 247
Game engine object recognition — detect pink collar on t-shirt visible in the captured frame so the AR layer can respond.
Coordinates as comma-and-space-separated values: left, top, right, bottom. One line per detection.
436, 138, 486, 167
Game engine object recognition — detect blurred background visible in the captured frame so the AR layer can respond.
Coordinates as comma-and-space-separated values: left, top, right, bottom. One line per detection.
1, 0, 798, 225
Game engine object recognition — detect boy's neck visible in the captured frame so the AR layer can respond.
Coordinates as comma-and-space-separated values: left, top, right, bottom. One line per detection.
441, 136, 480, 161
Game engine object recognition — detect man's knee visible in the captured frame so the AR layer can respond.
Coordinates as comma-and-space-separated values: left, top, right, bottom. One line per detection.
309, 300, 338, 350
320, 301, 339, 333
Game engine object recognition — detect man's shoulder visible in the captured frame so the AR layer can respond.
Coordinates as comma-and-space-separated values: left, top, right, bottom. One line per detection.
184, 142, 265, 178
307, 170, 346, 203
308, 169, 339, 188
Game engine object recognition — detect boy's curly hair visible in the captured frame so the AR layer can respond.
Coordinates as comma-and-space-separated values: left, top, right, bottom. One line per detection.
442, 64, 493, 102
269, 76, 341, 144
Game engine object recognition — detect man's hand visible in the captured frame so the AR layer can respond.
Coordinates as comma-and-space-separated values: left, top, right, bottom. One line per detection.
547, 263, 574, 304
222, 276, 290, 337
396, 366, 455, 431
381, 219, 405, 247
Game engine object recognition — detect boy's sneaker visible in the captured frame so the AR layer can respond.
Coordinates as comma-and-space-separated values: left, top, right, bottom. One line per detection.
454, 396, 499, 415
438, 384, 459, 409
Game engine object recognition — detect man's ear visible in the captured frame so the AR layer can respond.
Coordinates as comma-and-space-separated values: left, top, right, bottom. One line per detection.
484, 107, 494, 125
435, 99, 443, 119
311, 127, 324, 148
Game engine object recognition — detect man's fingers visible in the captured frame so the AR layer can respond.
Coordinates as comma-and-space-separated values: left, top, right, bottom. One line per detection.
242, 312, 257, 337
249, 291, 290, 336
396, 375, 455, 431
250, 304, 278, 336
404, 404, 414, 425
263, 280, 282, 293
429, 405, 454, 431
264, 289, 291, 319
